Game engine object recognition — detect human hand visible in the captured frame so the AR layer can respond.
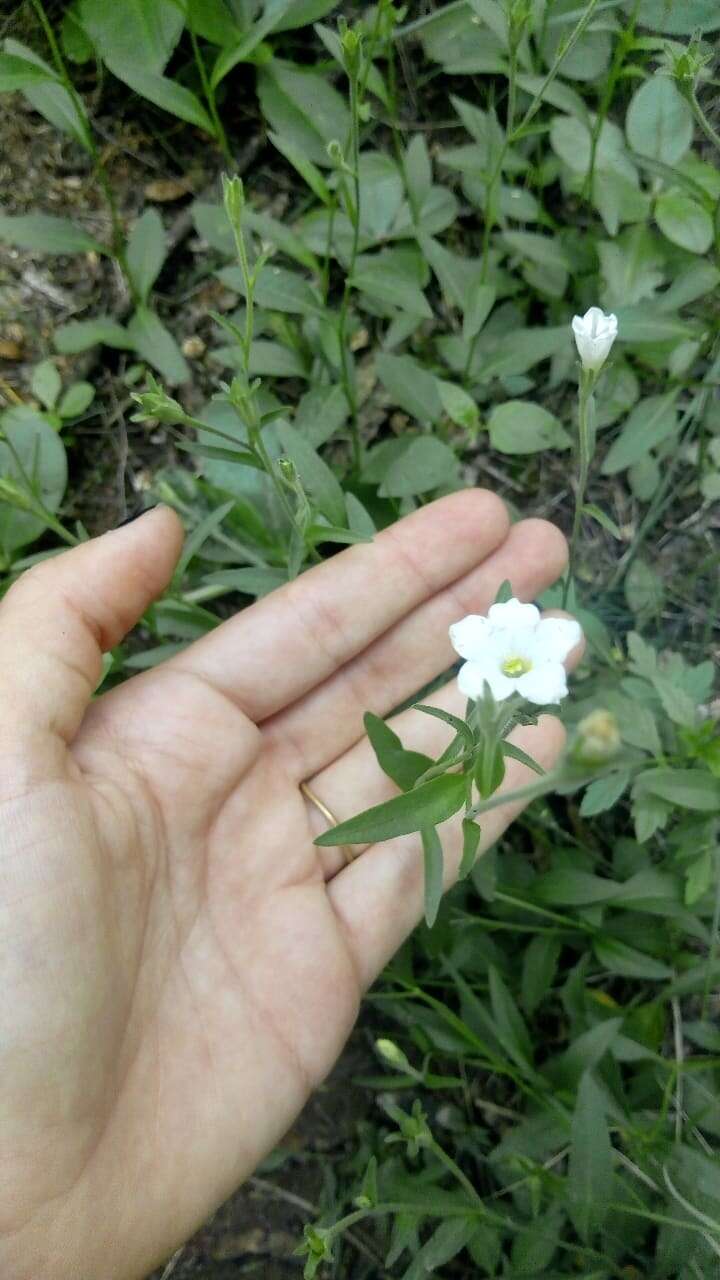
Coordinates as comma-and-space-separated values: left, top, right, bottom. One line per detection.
0, 491, 578, 1279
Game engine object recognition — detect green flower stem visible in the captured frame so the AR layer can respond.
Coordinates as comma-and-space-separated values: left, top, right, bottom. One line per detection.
226, 197, 318, 559
563, 366, 595, 608
688, 86, 720, 156
29, 0, 131, 288
427, 1137, 483, 1206
187, 21, 233, 170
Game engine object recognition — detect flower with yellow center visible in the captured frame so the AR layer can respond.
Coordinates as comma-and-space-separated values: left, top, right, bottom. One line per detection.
449, 598, 582, 705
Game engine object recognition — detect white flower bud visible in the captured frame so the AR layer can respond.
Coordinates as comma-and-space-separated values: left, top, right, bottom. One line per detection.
571, 306, 618, 373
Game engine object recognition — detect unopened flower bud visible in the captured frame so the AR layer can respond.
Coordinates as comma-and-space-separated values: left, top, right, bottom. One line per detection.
571, 306, 618, 373
326, 138, 344, 166
573, 709, 621, 765
222, 173, 245, 230
375, 1038, 412, 1072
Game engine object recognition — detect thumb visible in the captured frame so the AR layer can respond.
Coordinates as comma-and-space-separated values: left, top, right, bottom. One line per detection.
0, 506, 184, 751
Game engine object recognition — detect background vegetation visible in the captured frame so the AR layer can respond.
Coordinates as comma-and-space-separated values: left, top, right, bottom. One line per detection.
1, 1, 719, 1276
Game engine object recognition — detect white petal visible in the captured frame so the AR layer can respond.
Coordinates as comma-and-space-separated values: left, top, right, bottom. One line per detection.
487, 598, 539, 630
516, 661, 568, 705
533, 617, 583, 663
449, 614, 491, 660
457, 659, 515, 702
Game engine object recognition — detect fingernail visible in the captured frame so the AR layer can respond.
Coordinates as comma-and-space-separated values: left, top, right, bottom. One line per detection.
116, 503, 158, 528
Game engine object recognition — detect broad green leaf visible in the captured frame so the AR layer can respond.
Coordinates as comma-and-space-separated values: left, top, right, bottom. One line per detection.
108, 63, 215, 133
0, 52, 57, 90
567, 1073, 614, 1241
54, 317, 134, 353
462, 283, 496, 342
185, 0, 241, 46
550, 113, 634, 180
58, 382, 95, 418
219, 264, 323, 316
378, 437, 459, 498
351, 257, 431, 319
594, 935, 672, 980
652, 675, 697, 729
533, 869, 623, 906
655, 191, 714, 255
77, 0, 184, 71
436, 381, 479, 434
375, 354, 443, 424
258, 61, 350, 168
636, 0, 720, 33
30, 359, 61, 411
314, 772, 466, 846
503, 230, 570, 299
592, 168, 651, 236
580, 769, 631, 817
126, 209, 166, 304
489, 965, 534, 1069
246, 340, 307, 379
0, 406, 68, 554
275, 421, 345, 526
626, 76, 693, 166
489, 400, 570, 454
5, 39, 90, 148
267, 131, 331, 203
364, 712, 433, 793
127, 308, 189, 386
624, 558, 664, 619
522, 934, 561, 1016
549, 1018, 622, 1089
599, 225, 664, 310
422, 826, 444, 928
0, 212, 105, 255
602, 393, 679, 474
634, 768, 720, 812
271, 1, 339, 32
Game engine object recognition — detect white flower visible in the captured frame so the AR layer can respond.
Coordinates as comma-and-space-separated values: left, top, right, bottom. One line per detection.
449, 599, 582, 706
571, 306, 618, 373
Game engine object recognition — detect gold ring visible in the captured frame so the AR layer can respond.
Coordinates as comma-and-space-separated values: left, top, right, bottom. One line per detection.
300, 780, 358, 868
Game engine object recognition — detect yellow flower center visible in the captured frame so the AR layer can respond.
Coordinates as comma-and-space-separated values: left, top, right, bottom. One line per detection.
501, 655, 532, 678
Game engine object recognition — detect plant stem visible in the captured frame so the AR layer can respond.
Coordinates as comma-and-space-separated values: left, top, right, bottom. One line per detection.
30, 0, 130, 278
187, 21, 233, 169
563, 367, 595, 608
689, 86, 720, 155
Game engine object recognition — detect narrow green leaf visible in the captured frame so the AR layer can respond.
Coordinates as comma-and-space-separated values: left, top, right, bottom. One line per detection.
489, 965, 534, 1069
109, 62, 215, 133
634, 768, 720, 811
567, 1073, 614, 1242
0, 212, 105, 255
501, 740, 545, 776
594, 935, 673, 980
0, 52, 57, 90
458, 818, 482, 879
275, 421, 346, 527
126, 208, 166, 304
363, 712, 433, 792
314, 772, 466, 846
127, 308, 189, 386
54, 317, 134, 353
175, 500, 234, 580
522, 934, 561, 1016
582, 503, 622, 540
422, 826, 444, 927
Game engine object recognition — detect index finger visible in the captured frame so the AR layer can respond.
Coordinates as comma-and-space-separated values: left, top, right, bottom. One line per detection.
166, 490, 509, 722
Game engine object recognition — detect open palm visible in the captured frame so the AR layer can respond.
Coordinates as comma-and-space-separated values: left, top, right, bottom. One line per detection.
0, 492, 574, 1280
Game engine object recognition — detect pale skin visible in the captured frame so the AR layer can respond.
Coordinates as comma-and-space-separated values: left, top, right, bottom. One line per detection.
0, 490, 581, 1280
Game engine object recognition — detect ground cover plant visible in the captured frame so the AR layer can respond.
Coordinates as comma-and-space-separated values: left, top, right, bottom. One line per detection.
1, 0, 719, 1276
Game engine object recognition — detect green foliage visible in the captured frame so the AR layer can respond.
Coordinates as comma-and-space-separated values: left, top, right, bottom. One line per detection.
2, 1, 720, 1275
